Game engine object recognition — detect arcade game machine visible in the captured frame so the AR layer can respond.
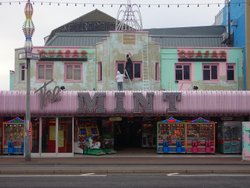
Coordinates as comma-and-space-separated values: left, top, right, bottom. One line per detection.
157, 117, 186, 154
186, 117, 215, 154
2, 117, 31, 155
217, 121, 242, 154
83, 122, 105, 155
74, 123, 87, 154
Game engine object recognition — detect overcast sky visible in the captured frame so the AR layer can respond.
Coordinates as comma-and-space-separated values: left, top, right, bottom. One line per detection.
0, 0, 225, 90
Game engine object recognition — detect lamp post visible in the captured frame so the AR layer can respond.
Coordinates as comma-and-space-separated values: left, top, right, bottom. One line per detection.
22, 0, 35, 161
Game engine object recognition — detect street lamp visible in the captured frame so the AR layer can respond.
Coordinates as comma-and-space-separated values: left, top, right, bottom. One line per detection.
22, 0, 35, 161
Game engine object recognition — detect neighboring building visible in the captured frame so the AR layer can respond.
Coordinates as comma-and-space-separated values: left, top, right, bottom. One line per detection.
215, 0, 250, 90
161, 47, 243, 91
9, 70, 15, 90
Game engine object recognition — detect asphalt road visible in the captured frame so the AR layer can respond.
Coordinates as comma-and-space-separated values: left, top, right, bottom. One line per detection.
0, 174, 250, 188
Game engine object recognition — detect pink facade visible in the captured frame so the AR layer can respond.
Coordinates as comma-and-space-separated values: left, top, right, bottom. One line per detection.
0, 90, 250, 116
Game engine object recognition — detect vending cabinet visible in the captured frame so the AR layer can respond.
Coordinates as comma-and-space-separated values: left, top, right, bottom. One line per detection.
217, 121, 242, 154
2, 117, 29, 155
157, 117, 185, 153
186, 118, 215, 154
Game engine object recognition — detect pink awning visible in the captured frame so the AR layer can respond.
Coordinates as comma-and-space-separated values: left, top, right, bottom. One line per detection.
0, 90, 249, 116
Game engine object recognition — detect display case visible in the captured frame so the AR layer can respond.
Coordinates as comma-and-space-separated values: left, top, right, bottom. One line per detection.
217, 121, 242, 154
186, 117, 215, 154
2, 117, 31, 155
142, 123, 156, 148
157, 117, 185, 153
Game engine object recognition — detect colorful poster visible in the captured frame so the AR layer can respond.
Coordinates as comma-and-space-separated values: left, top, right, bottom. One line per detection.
242, 122, 250, 161
58, 130, 64, 148
49, 126, 55, 140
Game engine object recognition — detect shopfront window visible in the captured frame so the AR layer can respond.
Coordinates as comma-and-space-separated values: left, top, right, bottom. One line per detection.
31, 118, 39, 153
58, 117, 72, 153
42, 118, 56, 153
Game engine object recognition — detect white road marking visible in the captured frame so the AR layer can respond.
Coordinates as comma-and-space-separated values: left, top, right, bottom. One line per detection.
80, 173, 107, 177
167, 173, 179, 176
80, 173, 95, 176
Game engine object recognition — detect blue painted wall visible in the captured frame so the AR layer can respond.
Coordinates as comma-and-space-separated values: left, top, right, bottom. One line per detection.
218, 0, 246, 89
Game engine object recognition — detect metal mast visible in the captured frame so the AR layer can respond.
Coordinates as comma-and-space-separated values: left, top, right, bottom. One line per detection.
116, 0, 143, 31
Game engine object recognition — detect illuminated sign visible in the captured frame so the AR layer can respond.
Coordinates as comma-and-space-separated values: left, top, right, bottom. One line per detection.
37, 49, 88, 61
178, 49, 227, 62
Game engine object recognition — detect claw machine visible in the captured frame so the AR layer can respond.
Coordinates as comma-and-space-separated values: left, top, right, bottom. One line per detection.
217, 121, 242, 153
186, 117, 215, 154
157, 117, 186, 153
2, 117, 31, 155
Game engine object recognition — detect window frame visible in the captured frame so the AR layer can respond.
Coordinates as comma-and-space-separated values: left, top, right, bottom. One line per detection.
36, 62, 54, 81
116, 61, 142, 80
175, 63, 191, 82
98, 62, 102, 81
20, 63, 26, 81
202, 64, 219, 81
155, 62, 160, 81
64, 62, 82, 82
226, 63, 235, 81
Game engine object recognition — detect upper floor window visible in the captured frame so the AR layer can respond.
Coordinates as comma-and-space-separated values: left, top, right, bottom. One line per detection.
98, 62, 102, 81
64, 63, 82, 82
175, 64, 190, 81
116, 61, 142, 80
203, 64, 218, 80
20, 63, 25, 81
227, 64, 235, 81
155, 62, 160, 81
36, 62, 53, 81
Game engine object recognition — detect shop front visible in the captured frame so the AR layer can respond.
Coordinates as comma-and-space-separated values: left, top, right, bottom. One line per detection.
1, 90, 250, 157
30, 117, 73, 157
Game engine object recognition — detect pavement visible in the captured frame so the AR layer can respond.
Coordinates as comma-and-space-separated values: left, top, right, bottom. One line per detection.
0, 149, 250, 175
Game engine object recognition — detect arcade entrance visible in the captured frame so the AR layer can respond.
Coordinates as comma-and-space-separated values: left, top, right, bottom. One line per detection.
114, 119, 142, 150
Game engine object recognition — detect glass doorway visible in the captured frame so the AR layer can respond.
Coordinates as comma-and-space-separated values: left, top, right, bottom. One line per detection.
42, 118, 56, 153
58, 118, 72, 153
38, 117, 73, 157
